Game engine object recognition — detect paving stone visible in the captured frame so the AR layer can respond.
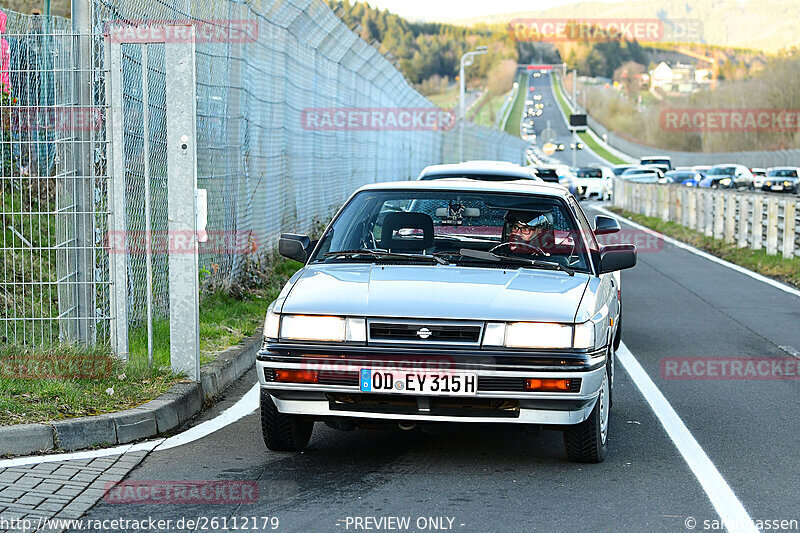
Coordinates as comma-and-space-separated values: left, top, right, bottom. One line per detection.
35, 502, 66, 513
0, 488, 27, 499
15, 495, 46, 507
10, 476, 41, 490
70, 473, 98, 484
53, 486, 83, 498
25, 482, 62, 494
0, 471, 24, 484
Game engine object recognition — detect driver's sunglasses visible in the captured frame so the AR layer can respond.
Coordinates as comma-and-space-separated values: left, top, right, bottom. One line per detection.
511, 222, 537, 235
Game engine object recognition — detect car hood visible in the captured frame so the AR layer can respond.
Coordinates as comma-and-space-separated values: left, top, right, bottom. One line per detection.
279, 263, 591, 323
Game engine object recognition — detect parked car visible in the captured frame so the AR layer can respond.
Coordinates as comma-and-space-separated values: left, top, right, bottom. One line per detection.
664, 170, 703, 187
762, 167, 800, 194
418, 161, 541, 182
698, 164, 753, 189
261, 179, 636, 462
639, 155, 673, 171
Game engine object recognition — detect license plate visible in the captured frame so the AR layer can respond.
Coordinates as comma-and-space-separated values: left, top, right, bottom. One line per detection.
359, 369, 477, 396
772, 185, 784, 191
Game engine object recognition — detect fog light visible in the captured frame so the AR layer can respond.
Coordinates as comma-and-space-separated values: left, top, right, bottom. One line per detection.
275, 369, 319, 383
525, 378, 571, 391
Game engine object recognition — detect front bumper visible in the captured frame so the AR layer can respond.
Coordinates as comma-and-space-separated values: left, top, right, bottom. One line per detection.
257, 343, 607, 425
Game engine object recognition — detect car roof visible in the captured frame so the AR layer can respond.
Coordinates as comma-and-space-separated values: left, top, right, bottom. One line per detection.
640, 155, 672, 160
356, 178, 570, 198
418, 161, 539, 180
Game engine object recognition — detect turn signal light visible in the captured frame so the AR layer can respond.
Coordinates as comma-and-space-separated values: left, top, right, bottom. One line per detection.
275, 369, 319, 383
525, 378, 571, 392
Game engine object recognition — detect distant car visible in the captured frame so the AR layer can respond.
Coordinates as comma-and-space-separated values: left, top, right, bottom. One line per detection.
533, 167, 561, 184
533, 72, 541, 77
556, 143, 565, 151
639, 156, 673, 171
417, 161, 542, 182
570, 142, 584, 150
535, 110, 543, 116
762, 167, 800, 194
620, 167, 663, 183
750, 168, 767, 190
526, 99, 534, 106
664, 170, 703, 187
533, 94, 543, 101
698, 164, 753, 189
535, 103, 544, 109
611, 165, 635, 176
691, 165, 711, 175
572, 167, 611, 201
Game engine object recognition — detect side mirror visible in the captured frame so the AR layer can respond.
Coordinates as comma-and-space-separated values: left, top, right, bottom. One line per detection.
279, 233, 311, 263
599, 244, 637, 273
594, 215, 621, 235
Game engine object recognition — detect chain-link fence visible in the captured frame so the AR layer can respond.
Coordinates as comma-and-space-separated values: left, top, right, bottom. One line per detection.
0, 1, 526, 350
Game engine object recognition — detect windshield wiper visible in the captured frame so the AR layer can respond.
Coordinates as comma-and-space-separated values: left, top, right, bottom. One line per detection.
440, 248, 574, 276
323, 249, 448, 265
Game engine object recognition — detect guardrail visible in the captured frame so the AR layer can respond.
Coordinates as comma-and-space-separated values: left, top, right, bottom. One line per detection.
614, 180, 799, 258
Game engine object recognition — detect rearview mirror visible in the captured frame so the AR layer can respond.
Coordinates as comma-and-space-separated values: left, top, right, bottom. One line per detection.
599, 244, 637, 273
594, 215, 621, 235
279, 233, 311, 263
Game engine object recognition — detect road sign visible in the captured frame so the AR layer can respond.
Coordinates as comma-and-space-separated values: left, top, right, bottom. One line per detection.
541, 128, 557, 143
528, 65, 554, 70
542, 142, 556, 156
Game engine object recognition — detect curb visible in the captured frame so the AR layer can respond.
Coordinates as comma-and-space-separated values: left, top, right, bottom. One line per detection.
0, 331, 262, 457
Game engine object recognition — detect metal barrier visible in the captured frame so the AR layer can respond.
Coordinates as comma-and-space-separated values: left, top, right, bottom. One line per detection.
614, 180, 800, 258
0, 3, 526, 352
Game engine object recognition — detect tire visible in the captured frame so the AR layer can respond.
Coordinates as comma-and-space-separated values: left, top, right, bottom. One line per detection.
563, 373, 609, 463
260, 389, 314, 452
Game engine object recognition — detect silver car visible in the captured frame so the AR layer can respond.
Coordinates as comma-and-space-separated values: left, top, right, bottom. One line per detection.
258, 179, 637, 462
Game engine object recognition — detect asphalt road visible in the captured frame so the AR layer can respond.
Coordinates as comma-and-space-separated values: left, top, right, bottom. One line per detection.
68, 198, 800, 533
61, 71, 800, 533
524, 71, 606, 168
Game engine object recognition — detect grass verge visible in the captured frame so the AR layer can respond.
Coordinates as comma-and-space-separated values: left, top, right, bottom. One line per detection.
550, 76, 627, 165
610, 207, 800, 289
504, 74, 526, 137
0, 253, 303, 425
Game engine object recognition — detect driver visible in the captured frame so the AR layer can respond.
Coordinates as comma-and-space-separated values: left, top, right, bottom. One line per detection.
502, 210, 553, 254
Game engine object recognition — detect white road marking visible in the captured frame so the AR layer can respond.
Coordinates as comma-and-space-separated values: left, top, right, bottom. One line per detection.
617, 343, 758, 533
154, 384, 258, 451
595, 205, 800, 299
0, 384, 259, 468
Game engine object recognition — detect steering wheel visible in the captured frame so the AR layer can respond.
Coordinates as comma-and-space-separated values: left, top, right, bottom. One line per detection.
490, 241, 547, 256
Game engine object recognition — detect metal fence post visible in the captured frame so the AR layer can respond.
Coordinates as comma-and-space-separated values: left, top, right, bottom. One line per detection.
752, 196, 763, 250
782, 199, 795, 259
766, 198, 778, 255
165, 28, 200, 380
71, 0, 96, 344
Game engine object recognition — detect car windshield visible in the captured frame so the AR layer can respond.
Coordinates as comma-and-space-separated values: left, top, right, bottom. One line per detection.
707, 167, 736, 176
311, 189, 591, 273
641, 158, 669, 166
575, 169, 602, 178
768, 169, 798, 177
612, 167, 632, 175
622, 168, 654, 176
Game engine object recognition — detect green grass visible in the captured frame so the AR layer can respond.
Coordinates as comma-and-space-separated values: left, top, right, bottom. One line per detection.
427, 85, 460, 110
610, 208, 800, 289
504, 74, 526, 137
0, 254, 303, 426
471, 92, 507, 128
550, 75, 627, 165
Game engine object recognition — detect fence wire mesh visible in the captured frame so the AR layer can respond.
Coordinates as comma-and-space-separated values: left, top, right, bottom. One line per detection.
1, 1, 526, 350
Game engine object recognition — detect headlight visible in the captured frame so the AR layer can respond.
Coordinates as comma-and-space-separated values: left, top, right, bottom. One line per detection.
278, 315, 366, 342
765, 181, 772, 186
573, 321, 596, 349
263, 305, 280, 339
483, 321, 597, 349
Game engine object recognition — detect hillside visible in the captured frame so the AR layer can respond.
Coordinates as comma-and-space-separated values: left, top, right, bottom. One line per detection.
455, 0, 800, 54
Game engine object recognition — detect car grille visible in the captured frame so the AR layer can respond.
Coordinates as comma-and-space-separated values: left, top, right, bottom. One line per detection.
265, 368, 581, 392
327, 393, 520, 418
368, 320, 482, 345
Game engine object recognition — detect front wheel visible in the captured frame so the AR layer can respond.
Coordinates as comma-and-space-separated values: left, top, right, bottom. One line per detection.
563, 373, 609, 463
260, 389, 314, 451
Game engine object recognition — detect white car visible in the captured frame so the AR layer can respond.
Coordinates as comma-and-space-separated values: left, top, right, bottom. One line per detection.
573, 167, 612, 201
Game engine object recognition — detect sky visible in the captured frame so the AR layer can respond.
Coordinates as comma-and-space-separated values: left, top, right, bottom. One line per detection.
364, 0, 628, 22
